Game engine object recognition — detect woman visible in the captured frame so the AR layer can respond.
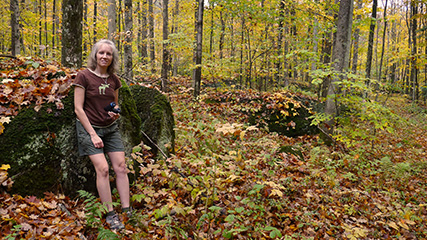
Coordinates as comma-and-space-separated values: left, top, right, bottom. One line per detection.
73, 39, 130, 230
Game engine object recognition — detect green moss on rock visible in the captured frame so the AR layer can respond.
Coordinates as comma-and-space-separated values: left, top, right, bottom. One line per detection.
129, 85, 175, 158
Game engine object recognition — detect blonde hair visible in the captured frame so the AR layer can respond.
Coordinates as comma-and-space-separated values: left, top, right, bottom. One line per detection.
87, 39, 119, 75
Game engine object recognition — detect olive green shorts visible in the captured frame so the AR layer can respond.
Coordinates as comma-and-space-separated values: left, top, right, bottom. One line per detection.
76, 120, 125, 156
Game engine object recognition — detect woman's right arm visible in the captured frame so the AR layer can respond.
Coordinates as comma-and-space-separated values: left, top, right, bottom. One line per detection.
74, 86, 104, 148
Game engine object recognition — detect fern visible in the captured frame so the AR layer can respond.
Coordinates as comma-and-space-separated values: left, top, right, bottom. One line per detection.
97, 228, 121, 240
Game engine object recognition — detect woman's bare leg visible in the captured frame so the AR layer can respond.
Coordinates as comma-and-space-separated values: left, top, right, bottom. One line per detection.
108, 151, 130, 209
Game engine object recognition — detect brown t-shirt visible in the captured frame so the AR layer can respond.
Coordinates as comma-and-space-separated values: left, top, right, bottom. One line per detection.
73, 69, 122, 127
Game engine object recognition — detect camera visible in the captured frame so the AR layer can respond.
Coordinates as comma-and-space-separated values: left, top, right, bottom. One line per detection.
104, 102, 121, 114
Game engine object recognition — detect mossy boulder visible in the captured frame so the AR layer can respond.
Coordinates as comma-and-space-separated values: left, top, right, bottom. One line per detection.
0, 83, 174, 197
129, 85, 175, 158
249, 100, 319, 137
204, 89, 318, 137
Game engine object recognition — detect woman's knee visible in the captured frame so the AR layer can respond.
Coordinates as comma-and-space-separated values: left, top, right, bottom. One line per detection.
95, 164, 110, 178
113, 161, 128, 176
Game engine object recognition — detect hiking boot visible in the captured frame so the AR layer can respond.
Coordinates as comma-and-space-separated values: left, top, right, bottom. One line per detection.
106, 213, 124, 230
123, 207, 133, 219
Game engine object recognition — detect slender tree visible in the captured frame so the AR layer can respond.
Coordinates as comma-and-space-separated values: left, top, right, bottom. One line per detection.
193, 0, 204, 97
124, 0, 133, 80
93, 1, 97, 43
276, 0, 285, 86
351, 0, 363, 73
378, 0, 388, 83
365, 0, 377, 80
137, 0, 148, 64
161, 0, 171, 91
323, 0, 353, 136
410, 0, 418, 101
107, 0, 116, 42
52, 0, 57, 57
10, 0, 21, 56
61, 0, 83, 68
171, 0, 180, 76
148, 0, 155, 72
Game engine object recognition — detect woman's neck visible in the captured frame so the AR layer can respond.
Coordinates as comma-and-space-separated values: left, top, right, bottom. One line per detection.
93, 66, 109, 77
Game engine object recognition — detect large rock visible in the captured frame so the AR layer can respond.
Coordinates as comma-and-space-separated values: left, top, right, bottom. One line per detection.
0, 82, 175, 197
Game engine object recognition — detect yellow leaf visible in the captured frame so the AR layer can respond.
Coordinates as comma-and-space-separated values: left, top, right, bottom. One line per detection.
0, 164, 10, 171
240, 130, 246, 140
0, 117, 11, 124
398, 219, 410, 230
404, 219, 416, 225
269, 189, 283, 198
388, 221, 399, 230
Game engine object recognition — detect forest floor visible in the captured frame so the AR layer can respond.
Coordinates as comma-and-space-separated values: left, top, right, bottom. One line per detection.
1, 61, 427, 239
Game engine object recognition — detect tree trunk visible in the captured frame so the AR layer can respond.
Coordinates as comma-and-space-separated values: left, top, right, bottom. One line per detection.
219, 11, 225, 61
93, 1, 97, 43
378, 0, 388, 83
52, 0, 57, 57
171, 0, 179, 76
320, 0, 337, 98
148, 0, 155, 73
365, 0, 377, 80
161, 0, 170, 92
138, 0, 148, 64
276, 0, 285, 87
124, 0, 133, 81
193, 0, 204, 98
239, 16, 245, 87
323, 0, 353, 136
61, 0, 83, 68
107, 0, 116, 42
351, 0, 362, 73
83, 0, 88, 54
10, 0, 21, 56
410, 0, 418, 101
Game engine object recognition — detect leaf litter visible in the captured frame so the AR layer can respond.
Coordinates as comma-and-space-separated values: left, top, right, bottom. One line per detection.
1, 57, 427, 239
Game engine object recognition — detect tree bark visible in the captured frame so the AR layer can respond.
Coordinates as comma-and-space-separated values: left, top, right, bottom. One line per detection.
52, 0, 57, 57
323, 0, 353, 136
320, 0, 337, 98
148, 0, 155, 73
61, 0, 83, 68
124, 0, 133, 81
276, 0, 285, 87
351, 0, 362, 73
410, 0, 418, 101
138, 0, 148, 64
161, 0, 171, 92
171, 0, 179, 76
378, 0, 388, 83
193, 0, 204, 98
10, 0, 21, 56
365, 0, 377, 80
107, 0, 116, 42
93, 1, 97, 43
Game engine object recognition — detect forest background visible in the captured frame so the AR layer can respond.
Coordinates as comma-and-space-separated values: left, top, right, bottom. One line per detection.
2, 0, 427, 239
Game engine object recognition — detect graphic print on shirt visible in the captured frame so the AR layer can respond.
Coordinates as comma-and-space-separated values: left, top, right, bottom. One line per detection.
99, 83, 110, 95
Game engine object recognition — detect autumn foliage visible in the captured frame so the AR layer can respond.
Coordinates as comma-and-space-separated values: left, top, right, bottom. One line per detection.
1, 58, 427, 239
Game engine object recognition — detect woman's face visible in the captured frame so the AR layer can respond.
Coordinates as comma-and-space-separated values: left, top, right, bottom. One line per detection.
96, 44, 113, 69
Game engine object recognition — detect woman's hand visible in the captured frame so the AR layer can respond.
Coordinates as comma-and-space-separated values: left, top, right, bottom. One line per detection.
107, 111, 120, 120
91, 134, 104, 148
